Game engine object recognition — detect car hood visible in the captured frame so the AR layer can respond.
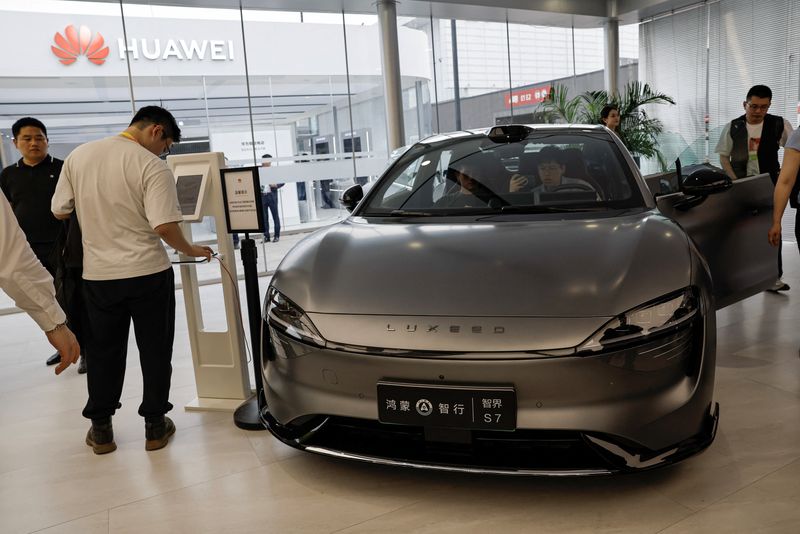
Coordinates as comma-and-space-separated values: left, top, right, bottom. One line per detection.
272, 210, 691, 319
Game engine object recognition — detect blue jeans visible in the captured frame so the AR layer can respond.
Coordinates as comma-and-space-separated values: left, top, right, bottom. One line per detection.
262, 191, 280, 240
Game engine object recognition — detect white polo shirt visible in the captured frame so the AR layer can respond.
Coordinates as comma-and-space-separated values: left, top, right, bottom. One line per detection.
52, 135, 183, 281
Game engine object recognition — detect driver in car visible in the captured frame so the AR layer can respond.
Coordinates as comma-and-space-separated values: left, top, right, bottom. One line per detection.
510, 146, 594, 194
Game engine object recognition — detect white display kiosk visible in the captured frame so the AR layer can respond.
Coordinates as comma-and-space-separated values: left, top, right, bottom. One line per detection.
167, 152, 251, 412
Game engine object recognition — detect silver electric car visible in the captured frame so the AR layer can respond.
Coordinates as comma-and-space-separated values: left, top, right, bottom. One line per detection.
260, 124, 777, 475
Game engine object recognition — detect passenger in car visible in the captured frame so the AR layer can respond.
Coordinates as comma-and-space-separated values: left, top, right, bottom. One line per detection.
436, 156, 504, 208
436, 159, 486, 207
452, 161, 480, 195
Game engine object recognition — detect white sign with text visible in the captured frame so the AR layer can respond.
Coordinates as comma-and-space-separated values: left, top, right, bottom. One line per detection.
221, 168, 262, 233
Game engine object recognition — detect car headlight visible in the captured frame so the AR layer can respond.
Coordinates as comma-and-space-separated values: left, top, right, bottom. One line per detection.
578, 288, 699, 353
265, 286, 326, 347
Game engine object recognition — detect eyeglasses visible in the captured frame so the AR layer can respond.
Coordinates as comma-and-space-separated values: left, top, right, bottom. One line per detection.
159, 141, 172, 158
746, 103, 770, 111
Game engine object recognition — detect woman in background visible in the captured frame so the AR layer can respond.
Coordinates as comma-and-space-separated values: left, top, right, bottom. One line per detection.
600, 104, 621, 133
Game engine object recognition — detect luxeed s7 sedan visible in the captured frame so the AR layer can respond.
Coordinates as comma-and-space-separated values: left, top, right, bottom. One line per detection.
259, 124, 777, 475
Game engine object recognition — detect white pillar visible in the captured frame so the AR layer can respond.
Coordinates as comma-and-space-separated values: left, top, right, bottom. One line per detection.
377, 0, 406, 150
604, 17, 620, 96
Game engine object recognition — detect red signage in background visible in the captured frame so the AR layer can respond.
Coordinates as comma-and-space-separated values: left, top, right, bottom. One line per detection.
504, 85, 551, 109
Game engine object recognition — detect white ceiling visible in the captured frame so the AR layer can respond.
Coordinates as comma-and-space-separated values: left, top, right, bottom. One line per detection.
59, 0, 705, 28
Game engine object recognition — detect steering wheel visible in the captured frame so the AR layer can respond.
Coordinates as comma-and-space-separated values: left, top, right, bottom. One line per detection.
550, 182, 596, 193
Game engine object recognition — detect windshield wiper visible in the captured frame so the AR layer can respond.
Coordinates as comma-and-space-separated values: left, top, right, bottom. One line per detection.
390, 209, 437, 216
499, 205, 608, 213
366, 209, 471, 217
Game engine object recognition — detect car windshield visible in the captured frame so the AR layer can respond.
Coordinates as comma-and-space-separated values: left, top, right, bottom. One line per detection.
360, 132, 645, 216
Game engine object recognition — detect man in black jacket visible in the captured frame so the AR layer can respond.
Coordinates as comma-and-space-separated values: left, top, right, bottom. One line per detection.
0, 117, 78, 366
716, 85, 794, 291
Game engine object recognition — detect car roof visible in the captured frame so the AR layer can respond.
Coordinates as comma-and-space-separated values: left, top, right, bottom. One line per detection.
418, 124, 611, 146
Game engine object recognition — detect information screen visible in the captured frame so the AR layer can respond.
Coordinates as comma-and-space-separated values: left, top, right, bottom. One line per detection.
176, 174, 204, 217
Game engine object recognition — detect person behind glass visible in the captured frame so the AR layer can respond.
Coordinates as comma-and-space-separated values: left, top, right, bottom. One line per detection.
260, 153, 283, 243
52, 106, 213, 455
509, 146, 593, 194
600, 104, 621, 134
320, 179, 336, 209
0, 117, 75, 369
1, 192, 79, 376
453, 161, 480, 195
436, 158, 491, 208
716, 84, 793, 292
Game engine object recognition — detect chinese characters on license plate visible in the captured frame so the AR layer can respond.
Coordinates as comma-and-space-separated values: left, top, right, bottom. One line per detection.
377, 382, 516, 431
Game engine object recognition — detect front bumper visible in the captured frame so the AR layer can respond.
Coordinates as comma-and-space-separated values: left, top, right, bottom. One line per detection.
261, 317, 717, 475
260, 398, 718, 476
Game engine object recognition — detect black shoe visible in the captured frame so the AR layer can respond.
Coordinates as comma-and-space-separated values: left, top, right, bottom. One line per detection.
264, 236, 271, 242
46, 352, 61, 366
273, 237, 280, 243
85, 418, 117, 454
145, 416, 176, 451
766, 280, 791, 293
77, 354, 87, 374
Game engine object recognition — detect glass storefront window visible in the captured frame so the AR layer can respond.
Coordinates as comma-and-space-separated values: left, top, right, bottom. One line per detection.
241, 5, 354, 226
0, 0, 640, 231
0, 0, 129, 165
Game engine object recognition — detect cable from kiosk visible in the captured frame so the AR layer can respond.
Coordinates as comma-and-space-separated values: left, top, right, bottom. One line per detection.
172, 252, 254, 364
213, 254, 253, 365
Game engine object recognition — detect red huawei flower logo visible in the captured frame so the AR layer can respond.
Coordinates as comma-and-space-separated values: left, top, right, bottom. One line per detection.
51, 25, 109, 65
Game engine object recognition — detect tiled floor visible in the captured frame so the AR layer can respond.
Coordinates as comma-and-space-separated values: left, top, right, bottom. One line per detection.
2, 239, 800, 533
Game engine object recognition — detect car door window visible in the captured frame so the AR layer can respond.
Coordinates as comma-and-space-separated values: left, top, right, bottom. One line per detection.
377, 154, 425, 208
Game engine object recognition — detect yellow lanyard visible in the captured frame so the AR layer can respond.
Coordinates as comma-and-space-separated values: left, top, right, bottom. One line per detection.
119, 131, 138, 143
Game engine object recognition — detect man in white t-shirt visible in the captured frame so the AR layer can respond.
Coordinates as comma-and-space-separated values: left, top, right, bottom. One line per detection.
52, 106, 212, 455
716, 85, 793, 291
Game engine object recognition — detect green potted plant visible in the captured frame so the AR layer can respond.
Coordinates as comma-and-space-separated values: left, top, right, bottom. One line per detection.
539, 81, 675, 170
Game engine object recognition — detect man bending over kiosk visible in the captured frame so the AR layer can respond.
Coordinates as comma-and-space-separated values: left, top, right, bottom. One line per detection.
52, 106, 212, 455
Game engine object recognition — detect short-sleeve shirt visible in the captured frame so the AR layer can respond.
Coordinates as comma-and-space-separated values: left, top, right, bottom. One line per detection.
715, 118, 793, 176
0, 156, 63, 244
785, 127, 800, 153
51, 135, 183, 281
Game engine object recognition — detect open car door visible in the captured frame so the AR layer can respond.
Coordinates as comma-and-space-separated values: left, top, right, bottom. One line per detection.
656, 172, 777, 309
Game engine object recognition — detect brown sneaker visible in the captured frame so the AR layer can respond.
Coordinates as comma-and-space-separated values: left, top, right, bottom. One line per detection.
145, 416, 176, 451
85, 419, 117, 455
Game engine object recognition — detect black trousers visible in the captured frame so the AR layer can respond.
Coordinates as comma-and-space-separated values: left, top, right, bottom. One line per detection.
30, 241, 57, 277
82, 268, 175, 421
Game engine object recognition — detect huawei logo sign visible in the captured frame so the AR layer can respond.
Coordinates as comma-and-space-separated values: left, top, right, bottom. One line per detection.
51, 25, 109, 65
